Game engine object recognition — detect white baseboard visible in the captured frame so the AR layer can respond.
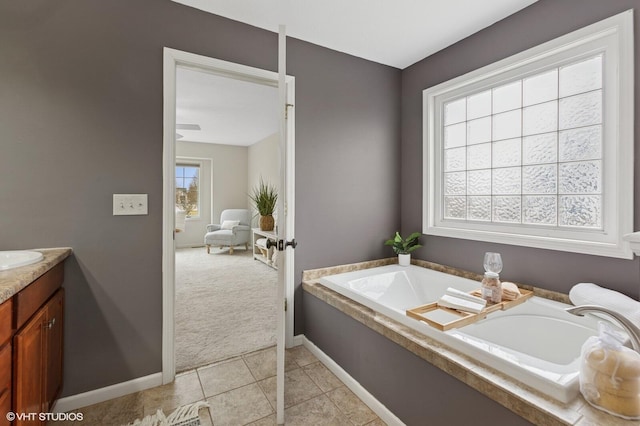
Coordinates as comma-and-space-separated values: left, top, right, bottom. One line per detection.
302, 336, 405, 426
53, 372, 163, 414
175, 244, 206, 249
292, 334, 304, 347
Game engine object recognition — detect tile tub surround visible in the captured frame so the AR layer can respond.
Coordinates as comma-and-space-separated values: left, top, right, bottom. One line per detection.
0, 247, 72, 304
302, 259, 635, 425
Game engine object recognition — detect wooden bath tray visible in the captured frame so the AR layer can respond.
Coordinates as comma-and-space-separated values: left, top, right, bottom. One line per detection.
469, 288, 533, 311
406, 288, 533, 331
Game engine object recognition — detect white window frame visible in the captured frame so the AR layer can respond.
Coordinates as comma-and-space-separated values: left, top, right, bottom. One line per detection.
175, 160, 202, 220
423, 10, 634, 259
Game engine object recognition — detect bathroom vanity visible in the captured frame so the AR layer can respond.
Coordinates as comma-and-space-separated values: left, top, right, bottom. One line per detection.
0, 248, 71, 425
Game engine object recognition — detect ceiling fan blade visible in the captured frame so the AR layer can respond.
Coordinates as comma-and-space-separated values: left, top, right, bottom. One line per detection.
176, 124, 201, 131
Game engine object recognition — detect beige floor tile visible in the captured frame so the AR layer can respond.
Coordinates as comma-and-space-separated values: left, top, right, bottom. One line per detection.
67, 392, 144, 426
197, 357, 255, 397
246, 413, 277, 425
365, 418, 387, 426
303, 361, 343, 392
327, 386, 377, 425
284, 394, 352, 426
243, 346, 298, 381
286, 345, 318, 367
207, 383, 273, 425
197, 406, 214, 426
56, 352, 383, 426
141, 371, 204, 416
258, 368, 323, 409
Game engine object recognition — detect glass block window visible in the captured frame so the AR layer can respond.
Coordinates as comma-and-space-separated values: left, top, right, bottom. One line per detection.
442, 55, 603, 229
423, 11, 634, 259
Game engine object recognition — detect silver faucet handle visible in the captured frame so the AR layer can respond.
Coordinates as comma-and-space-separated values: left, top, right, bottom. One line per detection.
566, 304, 640, 353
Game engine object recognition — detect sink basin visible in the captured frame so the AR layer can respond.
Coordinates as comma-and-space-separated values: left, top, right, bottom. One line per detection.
0, 251, 44, 270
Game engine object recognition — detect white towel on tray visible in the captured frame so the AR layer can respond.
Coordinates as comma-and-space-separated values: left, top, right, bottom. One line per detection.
569, 283, 640, 326
445, 287, 487, 306
438, 294, 485, 314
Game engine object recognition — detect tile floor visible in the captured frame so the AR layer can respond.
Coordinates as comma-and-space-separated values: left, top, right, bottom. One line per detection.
55, 345, 387, 426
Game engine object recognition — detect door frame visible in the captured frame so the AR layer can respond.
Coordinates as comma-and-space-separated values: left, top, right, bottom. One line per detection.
162, 47, 296, 383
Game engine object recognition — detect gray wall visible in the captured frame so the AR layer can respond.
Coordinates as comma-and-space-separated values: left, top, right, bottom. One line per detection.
401, 0, 640, 300
290, 36, 402, 332
0, 0, 400, 396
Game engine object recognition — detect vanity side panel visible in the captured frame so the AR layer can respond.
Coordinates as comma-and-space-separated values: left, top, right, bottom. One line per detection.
303, 291, 532, 425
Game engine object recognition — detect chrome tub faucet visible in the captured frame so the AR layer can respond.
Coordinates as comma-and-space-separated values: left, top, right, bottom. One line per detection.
566, 305, 640, 353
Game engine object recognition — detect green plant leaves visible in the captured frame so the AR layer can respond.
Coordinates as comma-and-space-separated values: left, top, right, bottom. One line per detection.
249, 178, 278, 216
384, 231, 423, 254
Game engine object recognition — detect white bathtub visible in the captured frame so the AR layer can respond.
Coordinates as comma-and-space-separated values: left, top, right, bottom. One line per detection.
318, 264, 600, 403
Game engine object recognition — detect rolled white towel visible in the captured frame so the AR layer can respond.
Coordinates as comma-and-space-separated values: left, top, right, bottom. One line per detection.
570, 283, 640, 326
445, 287, 487, 307
438, 294, 485, 314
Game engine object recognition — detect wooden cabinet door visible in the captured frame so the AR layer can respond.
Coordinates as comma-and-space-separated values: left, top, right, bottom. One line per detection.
0, 342, 12, 426
13, 307, 46, 424
0, 298, 13, 426
44, 290, 63, 411
13, 289, 64, 424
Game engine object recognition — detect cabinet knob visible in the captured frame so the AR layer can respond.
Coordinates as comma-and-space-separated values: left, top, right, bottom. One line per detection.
43, 318, 56, 330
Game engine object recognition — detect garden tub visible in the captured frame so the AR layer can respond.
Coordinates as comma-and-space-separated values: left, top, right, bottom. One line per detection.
318, 264, 600, 403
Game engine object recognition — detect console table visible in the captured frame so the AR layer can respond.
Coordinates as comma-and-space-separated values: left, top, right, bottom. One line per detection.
252, 228, 278, 270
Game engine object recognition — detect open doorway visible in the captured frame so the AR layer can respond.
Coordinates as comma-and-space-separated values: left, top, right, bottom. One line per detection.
162, 48, 296, 384
173, 66, 280, 372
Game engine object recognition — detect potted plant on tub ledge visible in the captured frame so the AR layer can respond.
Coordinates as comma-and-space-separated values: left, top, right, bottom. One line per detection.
384, 232, 422, 266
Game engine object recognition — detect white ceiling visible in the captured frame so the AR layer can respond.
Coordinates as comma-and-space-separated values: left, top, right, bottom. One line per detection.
176, 67, 279, 146
173, 0, 538, 69
173, 0, 539, 146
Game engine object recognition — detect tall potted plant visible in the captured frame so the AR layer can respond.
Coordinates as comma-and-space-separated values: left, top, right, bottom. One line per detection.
249, 179, 278, 231
384, 232, 422, 266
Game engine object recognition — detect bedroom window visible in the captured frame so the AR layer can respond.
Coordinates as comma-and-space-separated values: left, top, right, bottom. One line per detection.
423, 11, 634, 258
175, 163, 200, 218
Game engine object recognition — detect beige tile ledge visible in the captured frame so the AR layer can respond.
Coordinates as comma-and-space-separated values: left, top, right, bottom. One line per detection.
0, 247, 72, 304
301, 258, 397, 282
302, 259, 635, 426
411, 258, 571, 304
302, 257, 571, 304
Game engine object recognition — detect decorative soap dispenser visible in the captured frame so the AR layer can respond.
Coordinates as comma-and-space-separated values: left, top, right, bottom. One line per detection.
481, 252, 503, 303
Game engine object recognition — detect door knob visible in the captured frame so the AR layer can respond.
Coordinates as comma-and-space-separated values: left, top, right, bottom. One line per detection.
285, 239, 297, 249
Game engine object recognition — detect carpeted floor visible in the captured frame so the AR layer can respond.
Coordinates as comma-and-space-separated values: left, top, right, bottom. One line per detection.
175, 246, 277, 372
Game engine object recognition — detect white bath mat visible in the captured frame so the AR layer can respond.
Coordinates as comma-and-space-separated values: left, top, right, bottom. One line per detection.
124, 401, 209, 426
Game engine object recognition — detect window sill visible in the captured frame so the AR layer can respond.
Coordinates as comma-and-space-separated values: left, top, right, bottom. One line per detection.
424, 224, 633, 259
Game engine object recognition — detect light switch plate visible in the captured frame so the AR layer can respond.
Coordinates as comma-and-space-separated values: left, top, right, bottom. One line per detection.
113, 194, 148, 215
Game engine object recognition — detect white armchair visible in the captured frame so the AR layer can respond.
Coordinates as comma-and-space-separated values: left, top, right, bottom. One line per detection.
204, 209, 252, 254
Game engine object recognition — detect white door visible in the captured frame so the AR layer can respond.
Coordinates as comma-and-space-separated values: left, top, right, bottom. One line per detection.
162, 49, 296, 411
275, 25, 295, 425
